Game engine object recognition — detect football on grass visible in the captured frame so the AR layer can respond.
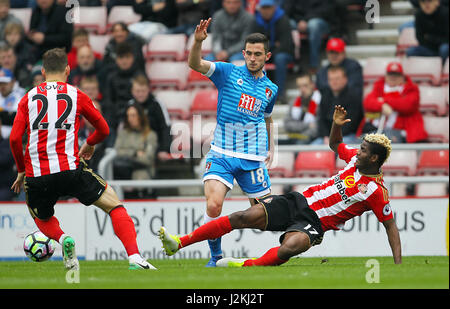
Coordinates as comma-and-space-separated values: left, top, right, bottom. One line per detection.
23, 231, 56, 262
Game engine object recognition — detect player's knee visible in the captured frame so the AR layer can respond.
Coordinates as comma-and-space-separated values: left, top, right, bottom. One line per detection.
206, 199, 223, 218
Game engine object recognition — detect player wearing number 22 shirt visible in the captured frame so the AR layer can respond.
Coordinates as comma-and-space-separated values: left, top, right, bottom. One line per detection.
10, 81, 105, 177
9, 48, 156, 271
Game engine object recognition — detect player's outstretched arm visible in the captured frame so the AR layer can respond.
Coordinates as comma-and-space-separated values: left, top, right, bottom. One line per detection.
382, 218, 402, 264
188, 18, 212, 75
328, 105, 351, 153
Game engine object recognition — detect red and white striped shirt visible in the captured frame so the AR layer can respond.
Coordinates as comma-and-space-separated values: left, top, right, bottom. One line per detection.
302, 143, 393, 232
10, 82, 109, 177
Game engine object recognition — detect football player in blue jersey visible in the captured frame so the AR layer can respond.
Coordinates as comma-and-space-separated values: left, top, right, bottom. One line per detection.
188, 18, 279, 266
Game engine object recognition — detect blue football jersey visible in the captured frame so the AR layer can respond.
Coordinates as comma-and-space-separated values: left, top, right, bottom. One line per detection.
204, 62, 278, 161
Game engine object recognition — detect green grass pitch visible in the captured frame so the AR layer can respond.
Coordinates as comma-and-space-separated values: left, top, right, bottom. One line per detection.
0, 256, 448, 289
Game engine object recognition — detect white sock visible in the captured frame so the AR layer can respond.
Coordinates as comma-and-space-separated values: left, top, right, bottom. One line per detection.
58, 234, 67, 244
128, 253, 143, 263
204, 212, 219, 225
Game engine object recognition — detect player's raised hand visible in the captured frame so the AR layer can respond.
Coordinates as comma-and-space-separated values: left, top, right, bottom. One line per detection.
333, 105, 351, 126
194, 18, 212, 43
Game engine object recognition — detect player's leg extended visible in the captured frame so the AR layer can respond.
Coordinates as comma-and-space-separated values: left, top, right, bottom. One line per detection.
159, 203, 267, 256
203, 179, 230, 266
25, 178, 79, 270
241, 232, 310, 267
93, 185, 156, 269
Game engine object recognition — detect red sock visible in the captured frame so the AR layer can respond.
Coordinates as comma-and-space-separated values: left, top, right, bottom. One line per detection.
243, 247, 288, 267
109, 206, 139, 256
34, 216, 65, 242
179, 216, 232, 248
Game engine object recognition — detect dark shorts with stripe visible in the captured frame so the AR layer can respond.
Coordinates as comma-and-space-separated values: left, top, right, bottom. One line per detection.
25, 159, 107, 219
257, 191, 324, 246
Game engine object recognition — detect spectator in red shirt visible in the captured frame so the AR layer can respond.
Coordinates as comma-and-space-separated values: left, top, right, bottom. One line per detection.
363, 62, 428, 143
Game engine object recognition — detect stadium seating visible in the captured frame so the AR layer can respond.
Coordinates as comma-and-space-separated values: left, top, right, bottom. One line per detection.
416, 150, 449, 176
396, 27, 418, 56
88, 34, 110, 57
363, 57, 400, 84
10, 8, 32, 33
146, 61, 190, 90
415, 182, 448, 197
187, 69, 214, 89
76, 6, 107, 34
186, 33, 213, 58
107, 6, 141, 28
402, 56, 442, 86
423, 115, 449, 142
383, 150, 418, 176
269, 151, 295, 177
442, 57, 449, 84
190, 89, 218, 117
418, 85, 448, 116
146, 34, 187, 61
154, 90, 193, 119
294, 151, 335, 177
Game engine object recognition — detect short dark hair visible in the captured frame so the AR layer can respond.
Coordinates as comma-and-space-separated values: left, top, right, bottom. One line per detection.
244, 33, 270, 53
327, 65, 347, 77
115, 42, 134, 58
42, 48, 68, 73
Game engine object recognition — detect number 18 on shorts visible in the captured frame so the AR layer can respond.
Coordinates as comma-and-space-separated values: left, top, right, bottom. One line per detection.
203, 151, 271, 198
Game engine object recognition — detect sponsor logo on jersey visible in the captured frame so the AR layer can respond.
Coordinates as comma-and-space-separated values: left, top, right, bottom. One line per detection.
334, 175, 351, 204
344, 175, 356, 188
237, 93, 262, 117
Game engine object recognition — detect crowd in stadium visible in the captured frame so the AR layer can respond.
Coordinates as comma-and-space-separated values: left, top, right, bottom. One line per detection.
0, 0, 448, 201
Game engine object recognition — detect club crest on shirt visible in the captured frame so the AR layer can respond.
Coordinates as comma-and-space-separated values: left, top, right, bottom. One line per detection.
358, 183, 368, 194
265, 87, 273, 100
205, 161, 212, 172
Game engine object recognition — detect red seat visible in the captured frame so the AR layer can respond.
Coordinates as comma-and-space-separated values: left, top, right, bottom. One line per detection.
146, 61, 189, 90
363, 57, 400, 84
107, 6, 141, 28
187, 69, 214, 89
418, 85, 448, 116
402, 56, 442, 86
423, 116, 449, 143
383, 150, 418, 176
76, 6, 107, 34
185, 33, 212, 58
294, 151, 335, 177
417, 150, 449, 176
190, 89, 218, 116
154, 90, 193, 120
442, 57, 449, 84
147, 34, 187, 61
269, 152, 295, 178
